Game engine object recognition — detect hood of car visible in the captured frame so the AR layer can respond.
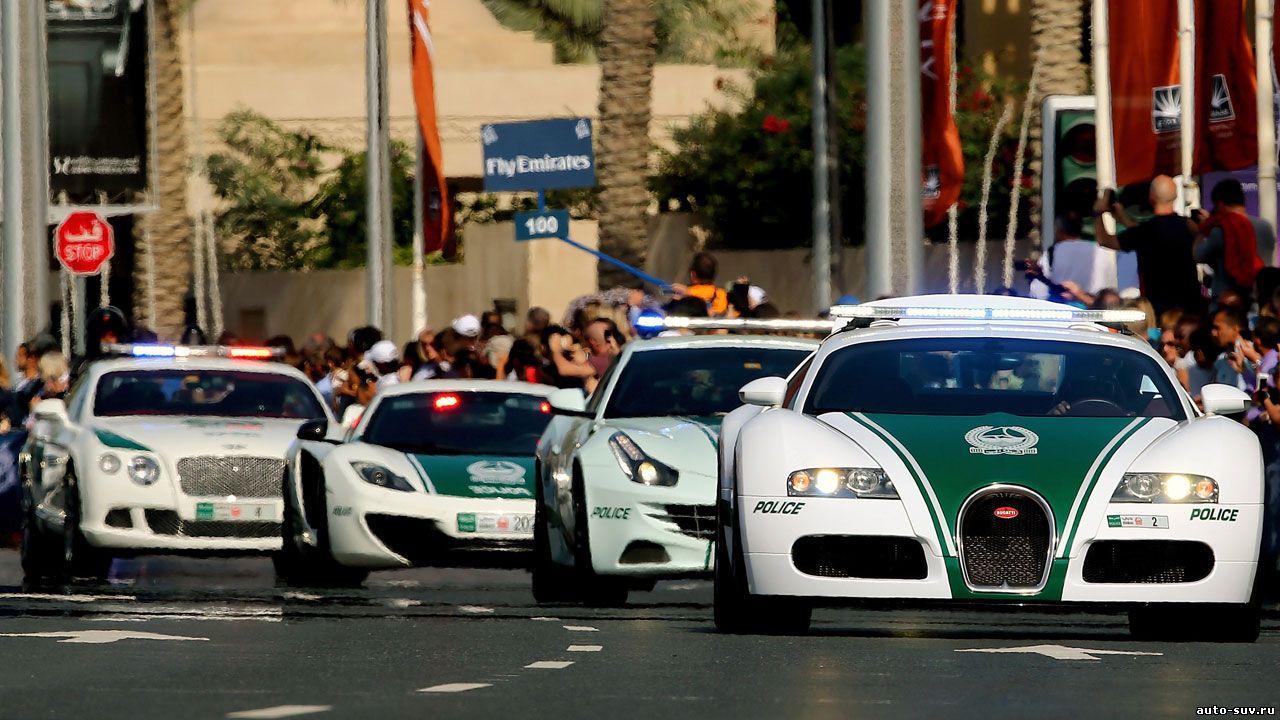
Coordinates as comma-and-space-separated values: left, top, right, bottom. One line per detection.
599, 415, 723, 477
826, 412, 1176, 541
90, 416, 305, 458
404, 454, 535, 499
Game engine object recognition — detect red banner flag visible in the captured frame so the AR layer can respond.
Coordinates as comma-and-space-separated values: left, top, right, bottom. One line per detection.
1107, 1, 1182, 187
920, 0, 963, 227
1194, 0, 1257, 173
408, 0, 454, 258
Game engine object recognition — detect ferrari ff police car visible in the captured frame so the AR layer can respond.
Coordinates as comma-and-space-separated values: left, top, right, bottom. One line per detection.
20, 344, 330, 581
534, 333, 817, 605
277, 380, 555, 586
717, 296, 1264, 641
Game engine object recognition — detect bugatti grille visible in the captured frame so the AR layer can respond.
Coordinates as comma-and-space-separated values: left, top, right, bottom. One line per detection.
958, 490, 1052, 590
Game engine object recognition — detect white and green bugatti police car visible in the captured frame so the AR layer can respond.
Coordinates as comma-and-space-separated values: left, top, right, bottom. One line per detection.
277, 380, 555, 586
534, 333, 818, 605
716, 296, 1264, 641
20, 344, 330, 581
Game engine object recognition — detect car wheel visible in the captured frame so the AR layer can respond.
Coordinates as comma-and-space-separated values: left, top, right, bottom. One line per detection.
62, 466, 112, 583
1128, 602, 1260, 643
570, 466, 628, 607
19, 477, 62, 583
275, 468, 368, 589
713, 490, 810, 635
531, 463, 575, 604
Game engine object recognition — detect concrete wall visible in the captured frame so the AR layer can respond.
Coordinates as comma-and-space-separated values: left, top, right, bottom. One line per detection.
218, 220, 599, 343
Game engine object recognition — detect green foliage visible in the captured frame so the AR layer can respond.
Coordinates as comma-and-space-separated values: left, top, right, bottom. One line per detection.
481, 0, 763, 65
651, 44, 1029, 249
309, 139, 417, 269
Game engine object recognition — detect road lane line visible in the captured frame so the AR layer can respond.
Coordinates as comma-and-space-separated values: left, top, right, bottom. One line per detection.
418, 683, 492, 693
458, 605, 494, 614
567, 645, 602, 652
386, 598, 421, 609
525, 661, 574, 669
0, 630, 208, 644
226, 705, 331, 719
562, 625, 598, 632
530, 617, 560, 622
0, 592, 136, 603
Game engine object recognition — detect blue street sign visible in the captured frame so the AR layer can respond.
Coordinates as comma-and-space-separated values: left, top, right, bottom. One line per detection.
481, 118, 595, 192
514, 209, 570, 241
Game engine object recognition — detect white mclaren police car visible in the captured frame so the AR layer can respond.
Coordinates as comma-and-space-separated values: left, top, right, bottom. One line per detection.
534, 333, 818, 605
20, 344, 331, 581
716, 296, 1264, 641
277, 380, 555, 586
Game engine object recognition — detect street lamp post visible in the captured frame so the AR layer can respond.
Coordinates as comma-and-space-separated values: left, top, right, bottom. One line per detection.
365, 0, 395, 334
811, 0, 831, 313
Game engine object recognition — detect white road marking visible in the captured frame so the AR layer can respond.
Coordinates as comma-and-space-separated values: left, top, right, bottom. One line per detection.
458, 605, 494, 614
386, 598, 421, 609
0, 592, 136, 603
417, 683, 492, 693
84, 606, 284, 623
281, 592, 322, 601
382, 579, 420, 588
525, 660, 574, 669
664, 582, 703, 591
226, 705, 332, 719
0, 630, 208, 644
531, 616, 560, 622
566, 645, 602, 652
562, 625, 598, 632
88, 613, 283, 624
955, 644, 1164, 661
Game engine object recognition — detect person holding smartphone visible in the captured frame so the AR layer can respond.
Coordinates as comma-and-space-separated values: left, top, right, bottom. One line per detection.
1092, 176, 1203, 318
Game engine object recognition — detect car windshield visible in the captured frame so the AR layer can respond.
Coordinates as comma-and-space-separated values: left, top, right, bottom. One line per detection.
362, 391, 552, 456
604, 346, 811, 419
804, 337, 1185, 420
94, 369, 325, 419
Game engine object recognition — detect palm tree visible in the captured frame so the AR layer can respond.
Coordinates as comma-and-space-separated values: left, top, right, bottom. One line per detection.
594, 0, 658, 288
133, 0, 191, 340
1027, 0, 1089, 242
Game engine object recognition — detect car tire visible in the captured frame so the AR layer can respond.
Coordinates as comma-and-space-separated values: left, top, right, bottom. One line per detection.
1128, 602, 1260, 643
61, 466, 112, 583
531, 463, 576, 604
275, 468, 368, 589
713, 489, 810, 635
20, 475, 63, 583
570, 466, 628, 607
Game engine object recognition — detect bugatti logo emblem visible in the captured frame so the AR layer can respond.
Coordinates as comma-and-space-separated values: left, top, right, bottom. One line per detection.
965, 426, 1039, 456
466, 460, 526, 486
993, 506, 1019, 520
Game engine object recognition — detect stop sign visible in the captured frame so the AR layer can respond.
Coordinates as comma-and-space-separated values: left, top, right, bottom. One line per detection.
55, 211, 115, 276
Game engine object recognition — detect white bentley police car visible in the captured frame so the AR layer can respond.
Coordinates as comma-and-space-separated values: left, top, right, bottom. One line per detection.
717, 296, 1264, 641
277, 380, 556, 586
20, 345, 330, 581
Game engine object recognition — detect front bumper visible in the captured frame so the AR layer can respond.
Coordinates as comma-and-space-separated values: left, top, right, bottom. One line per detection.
326, 478, 534, 569
81, 479, 283, 553
740, 494, 1261, 604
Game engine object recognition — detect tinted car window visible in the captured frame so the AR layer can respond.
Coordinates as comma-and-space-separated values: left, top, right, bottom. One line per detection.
805, 338, 1184, 419
605, 346, 811, 419
94, 369, 324, 419
363, 391, 552, 456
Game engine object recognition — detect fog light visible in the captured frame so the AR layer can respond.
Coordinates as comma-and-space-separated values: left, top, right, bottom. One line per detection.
789, 471, 812, 493
1164, 474, 1192, 501
814, 469, 841, 494
99, 453, 121, 474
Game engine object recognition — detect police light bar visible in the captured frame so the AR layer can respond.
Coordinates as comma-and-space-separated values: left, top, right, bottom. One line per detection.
102, 343, 285, 360
659, 317, 838, 334
827, 305, 1148, 324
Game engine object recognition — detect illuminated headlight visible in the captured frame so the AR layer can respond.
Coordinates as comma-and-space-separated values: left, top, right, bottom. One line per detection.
351, 462, 414, 492
99, 453, 121, 474
787, 468, 897, 498
127, 456, 160, 486
608, 433, 678, 487
1114, 473, 1218, 503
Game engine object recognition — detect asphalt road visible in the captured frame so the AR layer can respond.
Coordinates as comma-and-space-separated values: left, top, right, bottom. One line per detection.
0, 550, 1276, 719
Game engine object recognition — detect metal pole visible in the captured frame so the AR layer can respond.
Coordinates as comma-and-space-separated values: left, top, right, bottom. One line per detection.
365, 0, 394, 333
1258, 0, 1278, 261
864, 0, 892, 298
810, 0, 831, 313
411, 130, 427, 333
898, 0, 923, 294
1091, 0, 1118, 237
1177, 0, 1198, 208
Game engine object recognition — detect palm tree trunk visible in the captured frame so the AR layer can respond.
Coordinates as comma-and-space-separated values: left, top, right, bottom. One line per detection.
595, 0, 658, 289
1028, 0, 1089, 243
133, 0, 191, 340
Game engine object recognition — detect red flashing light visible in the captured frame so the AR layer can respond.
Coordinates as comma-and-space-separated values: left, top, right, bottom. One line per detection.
227, 347, 274, 360
434, 394, 461, 411
539, 401, 551, 414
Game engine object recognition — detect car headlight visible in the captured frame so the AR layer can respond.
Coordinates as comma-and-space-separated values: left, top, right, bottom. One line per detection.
351, 462, 414, 492
787, 467, 897, 498
99, 453, 121, 474
127, 456, 160, 486
1114, 473, 1218, 503
608, 433, 678, 487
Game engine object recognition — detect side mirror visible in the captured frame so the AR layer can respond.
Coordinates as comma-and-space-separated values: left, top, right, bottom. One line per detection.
547, 388, 593, 417
296, 418, 332, 442
1201, 383, 1251, 416
32, 398, 69, 424
739, 376, 787, 407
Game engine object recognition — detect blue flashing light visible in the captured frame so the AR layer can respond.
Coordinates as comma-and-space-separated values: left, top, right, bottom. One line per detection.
130, 344, 177, 357
634, 310, 666, 338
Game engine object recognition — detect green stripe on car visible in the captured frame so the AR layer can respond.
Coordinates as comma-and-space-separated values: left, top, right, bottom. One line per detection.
93, 429, 151, 452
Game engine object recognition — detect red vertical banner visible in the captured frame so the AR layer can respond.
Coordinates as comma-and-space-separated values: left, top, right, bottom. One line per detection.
408, 0, 454, 258
1107, 1, 1182, 187
920, 0, 963, 227
1193, 0, 1257, 172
